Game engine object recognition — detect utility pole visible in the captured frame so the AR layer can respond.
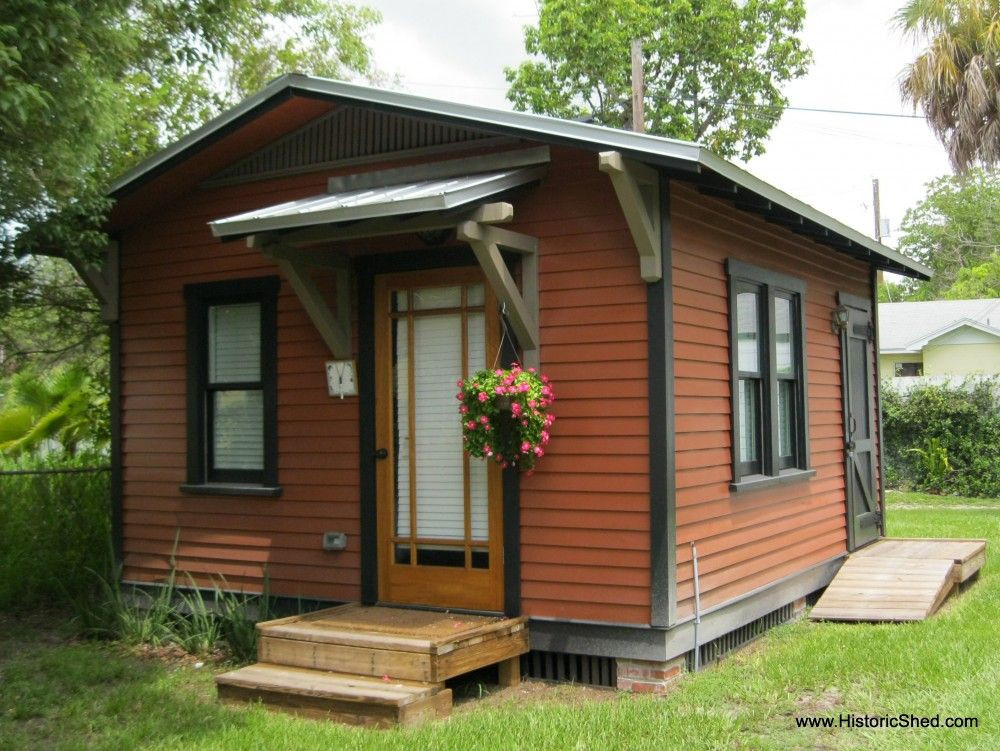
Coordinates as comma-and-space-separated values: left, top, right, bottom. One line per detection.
872, 178, 882, 244
631, 38, 644, 133
872, 177, 886, 288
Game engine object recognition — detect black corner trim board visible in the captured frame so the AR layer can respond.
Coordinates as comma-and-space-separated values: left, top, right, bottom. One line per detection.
648, 171, 676, 629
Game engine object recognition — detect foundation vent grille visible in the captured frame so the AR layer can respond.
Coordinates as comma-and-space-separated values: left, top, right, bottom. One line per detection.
520, 650, 617, 688
686, 603, 795, 671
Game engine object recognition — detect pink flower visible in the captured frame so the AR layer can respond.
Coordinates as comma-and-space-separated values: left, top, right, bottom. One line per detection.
456, 392, 464, 400
520, 383, 530, 392
456, 379, 464, 388
541, 430, 550, 444
466, 420, 476, 430
545, 413, 556, 426
541, 386, 552, 397
479, 415, 489, 425
495, 385, 506, 395
459, 405, 468, 414
501, 461, 509, 469
534, 446, 544, 457
477, 392, 488, 403
528, 367, 536, 373
495, 369, 504, 376
521, 441, 531, 454
511, 402, 522, 417
528, 399, 537, 409
484, 444, 493, 456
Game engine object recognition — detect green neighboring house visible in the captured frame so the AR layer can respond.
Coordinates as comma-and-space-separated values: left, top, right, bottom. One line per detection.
879, 298, 1000, 380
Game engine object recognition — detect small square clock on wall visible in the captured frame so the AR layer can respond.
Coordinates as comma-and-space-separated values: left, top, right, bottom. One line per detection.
326, 360, 358, 398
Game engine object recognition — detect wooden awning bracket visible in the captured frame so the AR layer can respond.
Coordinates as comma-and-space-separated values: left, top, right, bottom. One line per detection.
68, 241, 119, 322
598, 151, 662, 283
455, 221, 540, 370
257, 241, 352, 358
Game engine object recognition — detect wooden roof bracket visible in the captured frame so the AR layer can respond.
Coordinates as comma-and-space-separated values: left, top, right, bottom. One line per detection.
455, 221, 540, 370
598, 151, 662, 283
254, 239, 352, 358
68, 241, 119, 322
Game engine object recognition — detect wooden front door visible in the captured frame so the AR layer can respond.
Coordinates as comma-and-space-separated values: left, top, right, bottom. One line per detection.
839, 293, 881, 550
374, 268, 504, 612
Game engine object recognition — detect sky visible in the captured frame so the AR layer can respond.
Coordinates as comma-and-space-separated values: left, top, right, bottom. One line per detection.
362, 0, 951, 248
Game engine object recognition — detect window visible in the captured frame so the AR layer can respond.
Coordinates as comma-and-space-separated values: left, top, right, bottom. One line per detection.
727, 260, 811, 490
894, 361, 922, 377
183, 277, 279, 493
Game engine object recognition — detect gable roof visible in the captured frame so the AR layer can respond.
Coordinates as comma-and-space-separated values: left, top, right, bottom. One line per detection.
108, 73, 931, 279
879, 298, 1000, 352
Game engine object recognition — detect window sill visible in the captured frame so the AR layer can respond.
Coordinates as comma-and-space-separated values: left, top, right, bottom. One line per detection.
730, 468, 816, 494
179, 483, 283, 498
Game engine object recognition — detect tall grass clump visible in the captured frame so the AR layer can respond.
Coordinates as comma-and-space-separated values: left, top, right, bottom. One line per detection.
0, 453, 111, 609
79, 547, 278, 663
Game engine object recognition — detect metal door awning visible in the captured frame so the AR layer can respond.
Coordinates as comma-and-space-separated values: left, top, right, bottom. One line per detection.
209, 163, 546, 240
206, 148, 548, 368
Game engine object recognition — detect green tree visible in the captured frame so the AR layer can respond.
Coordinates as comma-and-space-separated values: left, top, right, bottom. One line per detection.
896, 169, 1000, 299
0, 365, 106, 456
504, 0, 811, 160
1, 0, 381, 302
897, 0, 1000, 172
944, 254, 1000, 298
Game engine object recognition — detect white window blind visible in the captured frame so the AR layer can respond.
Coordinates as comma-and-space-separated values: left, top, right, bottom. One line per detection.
209, 303, 260, 383
395, 302, 487, 542
213, 390, 264, 470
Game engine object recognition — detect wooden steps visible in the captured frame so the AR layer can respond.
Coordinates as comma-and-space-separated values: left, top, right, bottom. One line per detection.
811, 538, 987, 623
216, 663, 452, 728
216, 603, 529, 726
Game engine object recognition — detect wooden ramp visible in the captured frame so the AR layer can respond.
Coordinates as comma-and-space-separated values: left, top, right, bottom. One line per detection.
217, 603, 528, 727
811, 538, 986, 623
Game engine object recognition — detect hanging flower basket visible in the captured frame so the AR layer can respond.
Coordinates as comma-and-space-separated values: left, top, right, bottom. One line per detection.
456, 364, 556, 471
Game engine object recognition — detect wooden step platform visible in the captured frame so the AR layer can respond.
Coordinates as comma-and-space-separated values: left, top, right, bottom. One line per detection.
811, 538, 986, 623
216, 663, 451, 728
217, 603, 529, 726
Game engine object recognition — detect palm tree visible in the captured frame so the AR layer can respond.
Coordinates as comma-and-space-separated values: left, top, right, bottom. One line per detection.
0, 366, 104, 456
897, 0, 1000, 172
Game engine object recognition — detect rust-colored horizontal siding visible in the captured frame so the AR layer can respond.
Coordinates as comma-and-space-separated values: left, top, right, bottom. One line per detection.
670, 181, 872, 618
516, 147, 650, 625
119, 166, 364, 602
119, 141, 651, 621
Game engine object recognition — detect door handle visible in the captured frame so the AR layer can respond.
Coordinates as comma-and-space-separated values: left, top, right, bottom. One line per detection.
374, 448, 389, 460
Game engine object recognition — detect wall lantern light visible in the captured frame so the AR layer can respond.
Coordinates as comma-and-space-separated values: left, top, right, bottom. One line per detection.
831, 305, 850, 334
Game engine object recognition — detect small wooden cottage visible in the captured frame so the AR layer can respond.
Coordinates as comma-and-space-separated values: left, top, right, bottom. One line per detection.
95, 75, 930, 697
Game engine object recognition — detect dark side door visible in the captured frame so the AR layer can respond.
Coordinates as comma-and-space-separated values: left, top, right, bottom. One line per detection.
838, 292, 881, 550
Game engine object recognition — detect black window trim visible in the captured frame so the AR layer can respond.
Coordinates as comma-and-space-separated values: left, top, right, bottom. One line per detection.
726, 259, 812, 493
183, 276, 280, 495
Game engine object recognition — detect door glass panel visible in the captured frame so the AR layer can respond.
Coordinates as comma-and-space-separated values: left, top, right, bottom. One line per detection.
413, 313, 464, 539
736, 291, 760, 373
412, 285, 461, 310
775, 296, 795, 375
416, 545, 465, 567
466, 284, 485, 307
393, 318, 410, 537
471, 548, 489, 569
466, 312, 488, 540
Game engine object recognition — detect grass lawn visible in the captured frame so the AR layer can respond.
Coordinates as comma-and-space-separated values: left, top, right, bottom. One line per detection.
1, 495, 996, 750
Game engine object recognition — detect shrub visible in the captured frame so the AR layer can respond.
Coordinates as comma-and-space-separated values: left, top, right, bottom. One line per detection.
882, 378, 1000, 497
0, 453, 111, 609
